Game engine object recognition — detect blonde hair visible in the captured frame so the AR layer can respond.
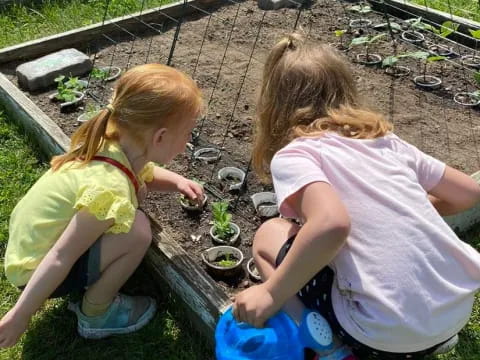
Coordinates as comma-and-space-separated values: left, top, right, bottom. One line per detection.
253, 33, 392, 181
51, 64, 203, 170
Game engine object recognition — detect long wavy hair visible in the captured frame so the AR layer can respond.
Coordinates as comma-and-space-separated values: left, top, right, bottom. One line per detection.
253, 33, 392, 181
51, 63, 203, 170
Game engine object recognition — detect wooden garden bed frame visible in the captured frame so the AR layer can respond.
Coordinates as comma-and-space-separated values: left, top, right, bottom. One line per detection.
0, 0, 479, 348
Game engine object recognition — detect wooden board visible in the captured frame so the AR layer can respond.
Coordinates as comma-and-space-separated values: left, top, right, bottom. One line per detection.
0, 71, 230, 346
0, 0, 216, 64
369, 0, 480, 48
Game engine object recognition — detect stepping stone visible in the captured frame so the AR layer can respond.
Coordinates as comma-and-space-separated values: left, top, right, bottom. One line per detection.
16, 48, 92, 91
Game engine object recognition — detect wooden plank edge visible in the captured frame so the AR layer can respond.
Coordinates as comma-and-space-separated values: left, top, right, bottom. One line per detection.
444, 171, 480, 233
368, 0, 480, 48
0, 72, 230, 344
0, 0, 222, 64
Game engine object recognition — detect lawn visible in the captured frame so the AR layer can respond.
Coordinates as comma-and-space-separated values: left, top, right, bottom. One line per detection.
409, 0, 480, 23
0, 110, 211, 360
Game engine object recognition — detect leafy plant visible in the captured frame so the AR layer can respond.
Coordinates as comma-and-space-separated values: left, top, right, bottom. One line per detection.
422, 20, 459, 38
348, 3, 371, 14
54, 75, 85, 102
211, 201, 235, 239
216, 253, 237, 267
90, 67, 111, 81
180, 178, 205, 207
373, 22, 402, 33
412, 52, 446, 80
475, 71, 480, 87
349, 33, 386, 61
469, 29, 480, 40
334, 29, 347, 48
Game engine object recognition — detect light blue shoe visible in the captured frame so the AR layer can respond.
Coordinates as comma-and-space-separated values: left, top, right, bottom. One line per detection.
68, 294, 157, 339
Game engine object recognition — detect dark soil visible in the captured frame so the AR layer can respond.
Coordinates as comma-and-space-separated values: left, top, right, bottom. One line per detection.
2, 0, 480, 295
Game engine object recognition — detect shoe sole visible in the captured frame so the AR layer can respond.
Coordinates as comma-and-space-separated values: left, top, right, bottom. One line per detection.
77, 300, 157, 339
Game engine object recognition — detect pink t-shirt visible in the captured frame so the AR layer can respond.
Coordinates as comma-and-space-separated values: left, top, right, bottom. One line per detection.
271, 132, 480, 352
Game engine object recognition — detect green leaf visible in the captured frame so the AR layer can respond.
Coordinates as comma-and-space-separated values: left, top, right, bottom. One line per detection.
350, 36, 370, 46
382, 55, 398, 68
469, 29, 480, 39
348, 4, 371, 14
474, 72, 480, 87
427, 55, 446, 62
403, 51, 430, 60
54, 75, 65, 83
335, 29, 346, 37
369, 33, 386, 43
439, 21, 459, 38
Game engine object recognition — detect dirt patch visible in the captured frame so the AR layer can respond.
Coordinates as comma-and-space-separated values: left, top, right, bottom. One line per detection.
2, 0, 479, 295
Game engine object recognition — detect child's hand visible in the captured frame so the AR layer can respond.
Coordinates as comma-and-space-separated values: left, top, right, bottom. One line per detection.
177, 178, 204, 205
232, 284, 280, 328
0, 309, 30, 348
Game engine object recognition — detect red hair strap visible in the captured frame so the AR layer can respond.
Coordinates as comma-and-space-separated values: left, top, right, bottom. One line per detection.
92, 156, 140, 194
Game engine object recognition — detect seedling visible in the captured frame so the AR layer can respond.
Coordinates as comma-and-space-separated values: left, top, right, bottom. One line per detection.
474, 71, 480, 87
211, 201, 235, 240
215, 252, 238, 268
410, 51, 445, 89
90, 67, 111, 81
348, 3, 371, 14
54, 75, 86, 103
334, 29, 347, 49
350, 33, 386, 64
431, 21, 459, 38
373, 22, 402, 33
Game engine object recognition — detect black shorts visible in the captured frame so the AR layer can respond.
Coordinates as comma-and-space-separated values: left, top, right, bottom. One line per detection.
19, 239, 101, 298
276, 235, 453, 360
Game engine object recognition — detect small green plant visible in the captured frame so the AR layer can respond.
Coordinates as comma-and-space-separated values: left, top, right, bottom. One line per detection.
412, 51, 446, 80
474, 71, 480, 87
54, 75, 85, 102
90, 67, 111, 81
382, 51, 430, 68
216, 252, 237, 267
348, 3, 371, 14
374, 22, 402, 33
469, 29, 480, 40
349, 33, 386, 61
211, 201, 235, 240
335, 29, 347, 48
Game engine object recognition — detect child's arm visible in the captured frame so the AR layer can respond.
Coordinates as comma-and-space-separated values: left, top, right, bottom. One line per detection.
145, 166, 203, 202
428, 166, 480, 216
233, 182, 350, 328
0, 210, 112, 348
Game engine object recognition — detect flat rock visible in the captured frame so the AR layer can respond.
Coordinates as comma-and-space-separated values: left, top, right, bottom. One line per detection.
257, 0, 301, 10
16, 48, 92, 91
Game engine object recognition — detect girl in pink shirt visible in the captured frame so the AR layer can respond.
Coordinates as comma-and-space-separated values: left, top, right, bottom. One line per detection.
232, 33, 480, 359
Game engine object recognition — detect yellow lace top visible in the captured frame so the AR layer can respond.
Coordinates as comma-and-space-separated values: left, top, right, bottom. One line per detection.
5, 141, 155, 286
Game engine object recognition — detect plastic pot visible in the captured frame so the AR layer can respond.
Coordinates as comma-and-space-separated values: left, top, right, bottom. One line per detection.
247, 258, 261, 281
218, 167, 245, 192
413, 75, 442, 90
180, 194, 208, 212
461, 54, 480, 69
77, 109, 101, 123
401, 31, 424, 44
385, 65, 411, 77
349, 19, 372, 29
98, 66, 121, 81
202, 246, 244, 278
209, 223, 241, 246
194, 147, 221, 163
427, 44, 454, 57
251, 192, 279, 218
453, 92, 480, 107
356, 53, 382, 66
49, 90, 85, 109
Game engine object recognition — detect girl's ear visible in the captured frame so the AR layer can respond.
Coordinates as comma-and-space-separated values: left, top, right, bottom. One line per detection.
152, 127, 168, 147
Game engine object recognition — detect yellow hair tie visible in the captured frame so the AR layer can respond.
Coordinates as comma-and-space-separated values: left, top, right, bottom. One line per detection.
106, 104, 115, 113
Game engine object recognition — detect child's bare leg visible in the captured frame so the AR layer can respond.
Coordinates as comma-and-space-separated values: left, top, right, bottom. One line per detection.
84, 210, 152, 306
252, 218, 305, 324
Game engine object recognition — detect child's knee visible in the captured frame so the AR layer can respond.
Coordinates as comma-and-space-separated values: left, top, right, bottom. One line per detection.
131, 210, 152, 250
253, 218, 299, 257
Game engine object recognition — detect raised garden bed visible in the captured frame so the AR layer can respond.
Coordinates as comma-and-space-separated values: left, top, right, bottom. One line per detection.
1, 0, 480, 345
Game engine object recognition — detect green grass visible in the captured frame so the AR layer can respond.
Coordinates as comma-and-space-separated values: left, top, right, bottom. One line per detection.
409, 0, 480, 23
0, 0, 173, 49
0, 111, 211, 360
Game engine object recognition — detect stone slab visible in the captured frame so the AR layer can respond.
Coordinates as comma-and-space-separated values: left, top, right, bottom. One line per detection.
16, 48, 92, 91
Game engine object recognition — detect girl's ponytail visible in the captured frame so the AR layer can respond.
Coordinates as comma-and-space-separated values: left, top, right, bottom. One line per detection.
50, 107, 111, 170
